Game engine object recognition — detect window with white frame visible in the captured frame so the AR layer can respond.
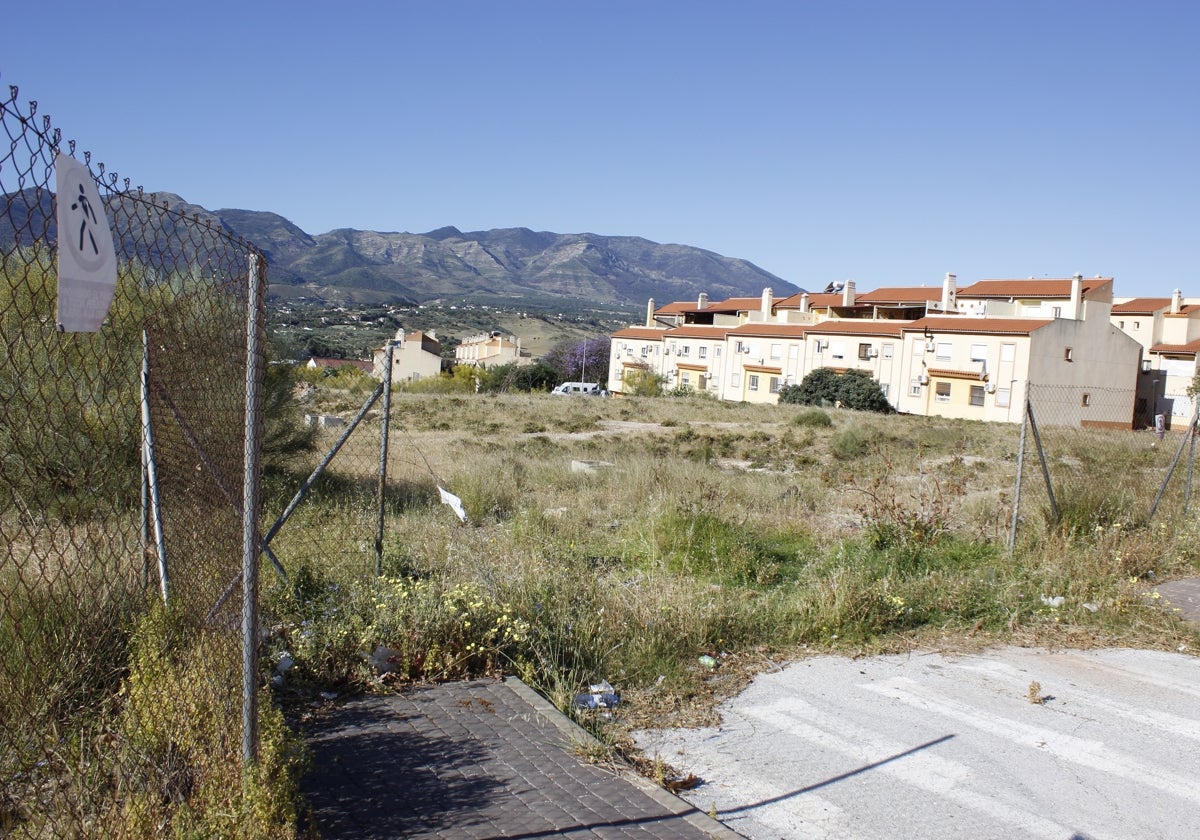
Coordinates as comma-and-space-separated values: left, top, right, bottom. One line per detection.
970, 343, 987, 361
769, 376, 781, 393
880, 382, 889, 397
789, 345, 799, 360
935, 381, 951, 402
883, 343, 894, 359
909, 378, 922, 396
731, 371, 741, 387
970, 385, 985, 406
681, 345, 690, 357
749, 374, 760, 391
1000, 342, 1016, 363
858, 343, 871, 360
770, 343, 782, 360
913, 340, 924, 357
936, 342, 952, 361
681, 372, 691, 387
698, 345, 707, 359
640, 346, 648, 357
714, 346, 721, 357
996, 388, 1011, 408
831, 341, 846, 360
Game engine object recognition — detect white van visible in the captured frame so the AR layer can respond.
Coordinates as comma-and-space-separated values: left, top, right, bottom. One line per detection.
551, 381, 602, 396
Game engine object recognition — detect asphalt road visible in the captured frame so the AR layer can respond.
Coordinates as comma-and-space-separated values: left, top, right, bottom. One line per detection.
634, 647, 1200, 840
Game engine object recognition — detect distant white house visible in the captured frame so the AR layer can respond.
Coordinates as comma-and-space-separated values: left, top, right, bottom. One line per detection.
373, 329, 443, 383
454, 331, 528, 368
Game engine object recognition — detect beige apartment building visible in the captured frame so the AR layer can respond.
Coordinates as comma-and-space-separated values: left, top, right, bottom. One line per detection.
609, 274, 1146, 428
1111, 291, 1200, 427
454, 331, 527, 369
373, 328, 443, 383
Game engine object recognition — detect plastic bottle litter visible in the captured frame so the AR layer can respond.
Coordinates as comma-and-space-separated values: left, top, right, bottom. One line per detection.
573, 679, 620, 711
698, 654, 717, 669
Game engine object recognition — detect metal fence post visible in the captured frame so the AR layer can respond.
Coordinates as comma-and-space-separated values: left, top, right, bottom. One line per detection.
141, 330, 170, 604
375, 340, 396, 576
242, 253, 265, 766
1026, 395, 1058, 523
1008, 396, 1029, 554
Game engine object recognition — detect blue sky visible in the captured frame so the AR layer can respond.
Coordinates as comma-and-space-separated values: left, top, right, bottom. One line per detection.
5, 0, 1196, 296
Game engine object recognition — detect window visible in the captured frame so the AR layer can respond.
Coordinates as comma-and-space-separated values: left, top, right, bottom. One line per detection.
681, 345, 690, 357
970, 385, 985, 406
883, 343, 894, 359
936, 342, 953, 361
1000, 343, 1016, 363
769, 377, 781, 394
626, 347, 633, 357
1142, 359, 1152, 372
681, 372, 691, 387
858, 343, 872, 360
670, 342, 678, 355
1134, 321, 1141, 330
1052, 306, 1062, 318
1081, 393, 1091, 407
698, 346, 707, 359
996, 388, 1011, 408
831, 341, 846, 360
1118, 320, 1125, 329
1064, 347, 1073, 362
970, 343, 987, 361
913, 340, 924, 357
749, 374, 760, 391
880, 383, 889, 397
789, 345, 800, 360
935, 381, 951, 402
910, 379, 922, 396
731, 371, 741, 387
770, 343, 782, 360
715, 347, 721, 357
640, 346, 648, 357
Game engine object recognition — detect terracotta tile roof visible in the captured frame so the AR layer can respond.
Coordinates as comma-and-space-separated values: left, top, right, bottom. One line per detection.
612, 327, 667, 340
654, 301, 699, 315
957, 278, 1112, 299
926, 368, 990, 381
803, 321, 906, 337
675, 362, 709, 371
727, 323, 809, 338
705, 296, 764, 312
1150, 338, 1200, 355
903, 316, 1054, 336
1112, 297, 1171, 315
743, 364, 783, 374
666, 325, 734, 339
805, 293, 846, 308
1164, 305, 1200, 317
855, 286, 941, 304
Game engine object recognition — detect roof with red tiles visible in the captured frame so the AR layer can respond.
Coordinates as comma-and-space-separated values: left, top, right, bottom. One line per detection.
854, 286, 942, 304
726, 323, 810, 338
665, 325, 735, 339
957, 278, 1112, 299
653, 301, 701, 315
1112, 298, 1171, 315
705, 296, 766, 312
902, 316, 1054, 336
612, 327, 667, 340
1150, 338, 1200, 356
802, 321, 906, 337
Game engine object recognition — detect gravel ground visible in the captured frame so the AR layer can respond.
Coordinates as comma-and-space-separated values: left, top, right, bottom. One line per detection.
634, 646, 1200, 840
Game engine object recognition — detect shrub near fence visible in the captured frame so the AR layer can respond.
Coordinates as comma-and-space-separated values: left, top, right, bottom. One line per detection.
1, 83, 293, 836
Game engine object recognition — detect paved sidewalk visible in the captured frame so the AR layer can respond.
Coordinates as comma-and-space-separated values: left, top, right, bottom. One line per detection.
300, 677, 741, 839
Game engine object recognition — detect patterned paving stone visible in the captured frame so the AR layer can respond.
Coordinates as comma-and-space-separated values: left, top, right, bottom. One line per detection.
301, 677, 741, 839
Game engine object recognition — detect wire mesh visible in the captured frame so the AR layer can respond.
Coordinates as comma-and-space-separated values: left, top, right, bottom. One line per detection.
1013, 383, 1196, 544
1, 83, 264, 835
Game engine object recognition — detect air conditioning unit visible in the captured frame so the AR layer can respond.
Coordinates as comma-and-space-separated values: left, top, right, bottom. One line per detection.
918, 374, 929, 385
869, 348, 879, 358
985, 383, 996, 393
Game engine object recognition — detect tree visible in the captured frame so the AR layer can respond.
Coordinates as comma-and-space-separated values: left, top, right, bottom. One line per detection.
779, 368, 892, 413
544, 336, 611, 383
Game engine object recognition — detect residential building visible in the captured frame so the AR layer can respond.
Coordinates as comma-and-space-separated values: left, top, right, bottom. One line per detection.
1112, 290, 1200, 426
373, 328, 443, 383
455, 331, 527, 369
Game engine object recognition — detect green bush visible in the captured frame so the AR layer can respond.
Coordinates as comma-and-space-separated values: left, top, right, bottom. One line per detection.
830, 425, 870, 460
791, 408, 833, 427
779, 368, 892, 413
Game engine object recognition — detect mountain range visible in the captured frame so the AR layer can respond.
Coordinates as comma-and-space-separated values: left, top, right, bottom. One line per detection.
1, 189, 800, 307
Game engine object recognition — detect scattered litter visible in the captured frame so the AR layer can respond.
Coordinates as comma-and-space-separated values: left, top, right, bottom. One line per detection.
571, 459, 614, 474
319, 691, 339, 701
276, 652, 294, 674
1040, 595, 1065, 608
698, 655, 717, 669
1082, 602, 1099, 613
573, 679, 620, 712
369, 645, 403, 674
437, 485, 468, 523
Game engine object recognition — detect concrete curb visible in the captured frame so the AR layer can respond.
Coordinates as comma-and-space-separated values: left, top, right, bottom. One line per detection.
503, 676, 746, 840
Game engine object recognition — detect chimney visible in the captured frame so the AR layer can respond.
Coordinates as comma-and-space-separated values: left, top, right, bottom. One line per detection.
1172, 288, 1183, 315
698, 292, 708, 309
842, 280, 856, 307
761, 287, 774, 317
941, 273, 957, 311
1071, 273, 1083, 319
800, 292, 810, 313
646, 298, 656, 327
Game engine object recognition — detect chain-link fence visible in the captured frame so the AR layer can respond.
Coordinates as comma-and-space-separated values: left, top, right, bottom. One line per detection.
1010, 383, 1199, 548
2, 83, 266, 835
